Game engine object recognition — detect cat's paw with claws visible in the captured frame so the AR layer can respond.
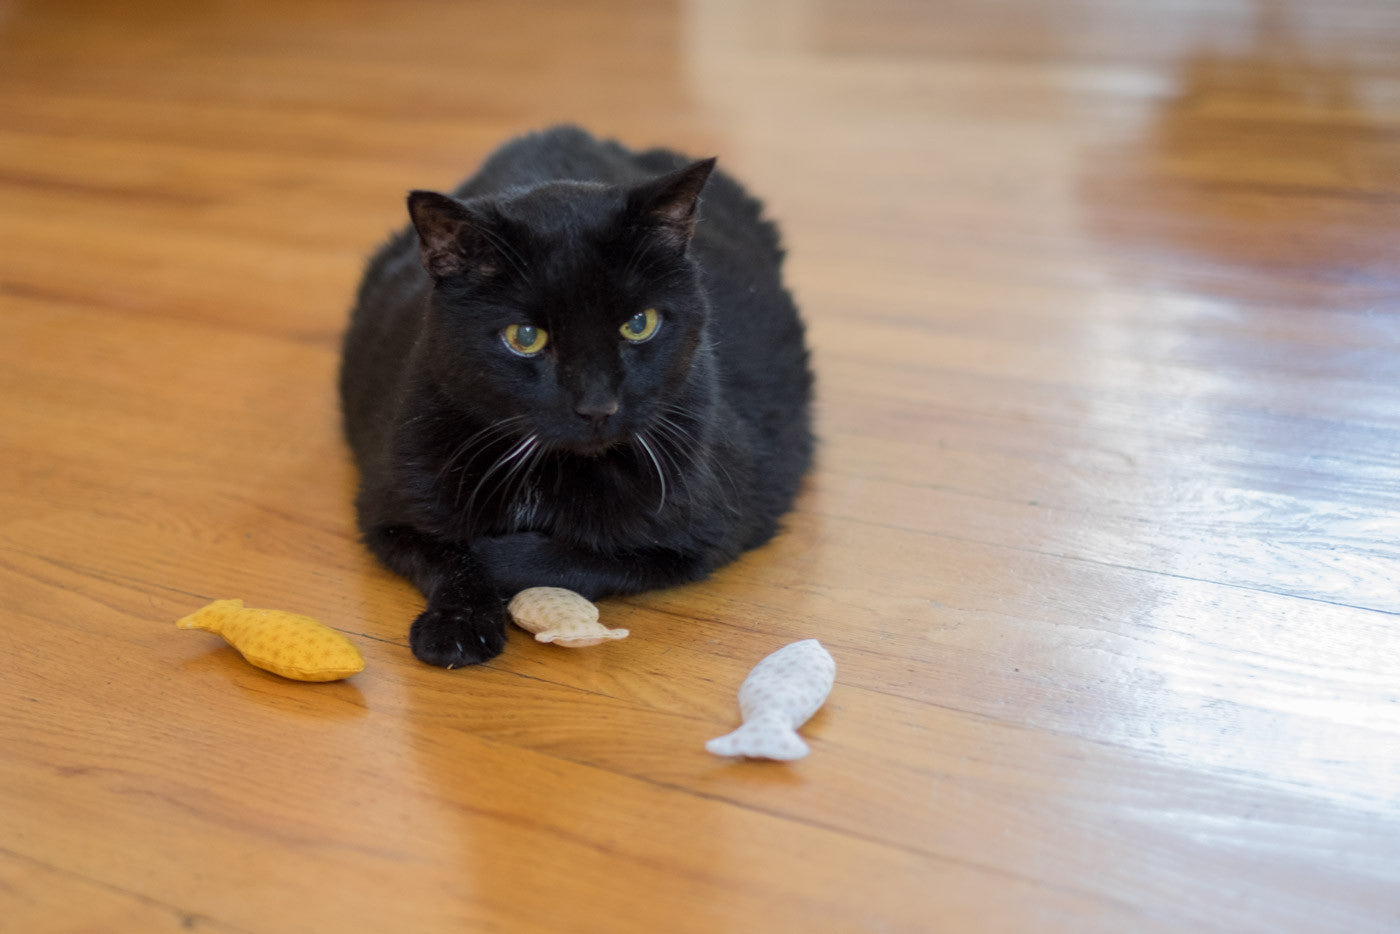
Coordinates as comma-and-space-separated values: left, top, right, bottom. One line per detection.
410, 593, 507, 668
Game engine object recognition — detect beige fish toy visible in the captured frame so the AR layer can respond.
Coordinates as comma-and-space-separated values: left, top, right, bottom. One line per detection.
177, 599, 365, 682
507, 587, 629, 647
707, 639, 836, 761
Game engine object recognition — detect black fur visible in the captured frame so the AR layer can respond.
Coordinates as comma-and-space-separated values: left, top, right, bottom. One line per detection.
339, 126, 813, 667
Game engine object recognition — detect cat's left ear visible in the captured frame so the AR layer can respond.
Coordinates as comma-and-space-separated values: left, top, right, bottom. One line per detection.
629, 158, 717, 251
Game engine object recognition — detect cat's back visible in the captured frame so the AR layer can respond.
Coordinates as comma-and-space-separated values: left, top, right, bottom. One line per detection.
459, 126, 784, 261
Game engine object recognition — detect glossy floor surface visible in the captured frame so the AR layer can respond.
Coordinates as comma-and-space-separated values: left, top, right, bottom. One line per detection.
2, 1, 1398, 931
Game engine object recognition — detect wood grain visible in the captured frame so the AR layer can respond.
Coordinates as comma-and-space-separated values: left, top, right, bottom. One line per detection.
2, 0, 1398, 931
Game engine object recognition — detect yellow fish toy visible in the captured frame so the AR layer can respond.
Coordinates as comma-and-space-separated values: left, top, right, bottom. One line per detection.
177, 599, 365, 682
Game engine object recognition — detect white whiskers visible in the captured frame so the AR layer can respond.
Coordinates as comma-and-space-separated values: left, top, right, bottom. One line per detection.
651, 403, 742, 515
437, 414, 529, 507
463, 433, 539, 524
633, 431, 668, 515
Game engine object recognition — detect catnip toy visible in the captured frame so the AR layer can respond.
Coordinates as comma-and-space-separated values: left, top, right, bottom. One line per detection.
507, 587, 629, 647
177, 599, 365, 681
706, 639, 835, 761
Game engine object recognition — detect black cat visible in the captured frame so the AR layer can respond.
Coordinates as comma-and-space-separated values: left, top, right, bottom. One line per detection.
339, 126, 813, 668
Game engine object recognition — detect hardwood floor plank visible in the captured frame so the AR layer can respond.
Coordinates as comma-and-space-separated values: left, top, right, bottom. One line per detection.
4, 0, 1399, 930
0, 849, 240, 934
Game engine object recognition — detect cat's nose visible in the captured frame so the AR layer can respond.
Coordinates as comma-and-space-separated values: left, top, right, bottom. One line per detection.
575, 397, 619, 425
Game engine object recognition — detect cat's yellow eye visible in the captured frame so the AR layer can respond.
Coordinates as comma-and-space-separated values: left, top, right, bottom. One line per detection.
502, 324, 549, 356
620, 308, 660, 343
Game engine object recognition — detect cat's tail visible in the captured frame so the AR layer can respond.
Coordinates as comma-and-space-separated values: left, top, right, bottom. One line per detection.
705, 712, 809, 761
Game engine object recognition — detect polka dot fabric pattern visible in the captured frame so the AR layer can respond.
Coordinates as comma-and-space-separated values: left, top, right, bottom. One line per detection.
507, 587, 630, 647
176, 599, 365, 682
706, 639, 835, 761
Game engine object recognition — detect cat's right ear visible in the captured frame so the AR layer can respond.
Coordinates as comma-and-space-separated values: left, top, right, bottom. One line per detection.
407, 191, 498, 281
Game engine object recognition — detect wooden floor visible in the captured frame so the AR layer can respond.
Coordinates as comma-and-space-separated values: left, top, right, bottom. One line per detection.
3, 0, 1398, 930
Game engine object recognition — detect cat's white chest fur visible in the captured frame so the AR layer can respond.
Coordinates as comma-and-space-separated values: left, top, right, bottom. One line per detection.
509, 482, 544, 529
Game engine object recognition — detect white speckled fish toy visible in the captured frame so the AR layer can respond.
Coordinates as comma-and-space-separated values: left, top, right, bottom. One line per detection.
706, 639, 836, 761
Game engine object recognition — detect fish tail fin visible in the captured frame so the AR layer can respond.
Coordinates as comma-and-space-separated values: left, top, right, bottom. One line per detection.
175, 598, 244, 631
705, 716, 810, 761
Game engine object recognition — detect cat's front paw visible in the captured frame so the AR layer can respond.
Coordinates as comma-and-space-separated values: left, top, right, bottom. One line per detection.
410, 594, 507, 668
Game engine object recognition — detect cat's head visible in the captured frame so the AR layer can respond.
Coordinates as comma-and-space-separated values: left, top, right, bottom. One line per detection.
407, 159, 716, 456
